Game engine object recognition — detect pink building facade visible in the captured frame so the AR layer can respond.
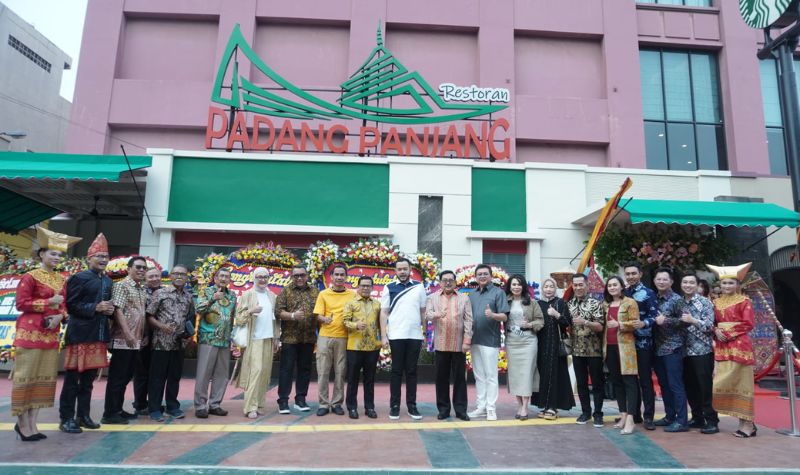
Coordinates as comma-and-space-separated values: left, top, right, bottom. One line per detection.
67, 0, 780, 174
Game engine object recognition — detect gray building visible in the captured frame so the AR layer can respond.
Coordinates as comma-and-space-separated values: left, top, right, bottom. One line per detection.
0, 2, 71, 152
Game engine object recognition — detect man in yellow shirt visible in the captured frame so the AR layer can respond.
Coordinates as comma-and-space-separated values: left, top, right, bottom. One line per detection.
342, 276, 382, 419
312, 264, 354, 416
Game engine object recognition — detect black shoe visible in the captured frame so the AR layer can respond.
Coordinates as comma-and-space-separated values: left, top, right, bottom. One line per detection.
389, 406, 400, 420
366, 409, 378, 419
456, 413, 470, 421
78, 416, 101, 429
278, 402, 291, 414
101, 414, 129, 425
633, 416, 644, 424
700, 423, 719, 434
135, 407, 150, 416
654, 417, 673, 427
317, 407, 330, 416
664, 422, 689, 433
59, 419, 83, 434
208, 407, 228, 416
294, 400, 311, 412
688, 418, 705, 429
332, 405, 345, 416
437, 413, 449, 420
644, 419, 656, 431
120, 410, 138, 420
196, 409, 209, 419
13, 423, 39, 442
33, 433, 47, 440
348, 409, 359, 419
593, 415, 604, 428
576, 413, 591, 425
407, 405, 422, 420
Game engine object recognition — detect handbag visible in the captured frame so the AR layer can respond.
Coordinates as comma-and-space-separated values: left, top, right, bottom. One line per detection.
232, 324, 249, 348
557, 329, 571, 357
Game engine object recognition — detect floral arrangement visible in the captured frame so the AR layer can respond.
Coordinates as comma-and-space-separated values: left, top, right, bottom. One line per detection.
304, 240, 340, 283
56, 257, 87, 275
191, 253, 228, 288
0, 347, 14, 364
341, 238, 399, 266
454, 264, 510, 288
409, 253, 440, 284
105, 255, 162, 280
2, 258, 38, 275
593, 223, 735, 277
303, 238, 440, 285
230, 241, 299, 268
0, 245, 15, 274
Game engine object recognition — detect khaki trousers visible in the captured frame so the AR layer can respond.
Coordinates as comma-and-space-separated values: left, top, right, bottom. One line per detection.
241, 339, 274, 414
194, 344, 231, 411
316, 336, 347, 408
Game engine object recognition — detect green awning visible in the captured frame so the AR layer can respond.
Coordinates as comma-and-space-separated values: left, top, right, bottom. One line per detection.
0, 151, 152, 181
0, 187, 63, 233
622, 198, 800, 228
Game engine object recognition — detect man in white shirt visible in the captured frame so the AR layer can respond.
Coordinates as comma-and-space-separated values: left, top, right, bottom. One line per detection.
380, 258, 427, 420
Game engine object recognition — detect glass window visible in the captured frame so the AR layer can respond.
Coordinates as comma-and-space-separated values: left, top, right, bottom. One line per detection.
483, 252, 526, 277
174, 245, 239, 271
644, 122, 668, 169
640, 50, 664, 120
758, 58, 798, 175
766, 128, 788, 176
640, 48, 725, 171
417, 196, 443, 261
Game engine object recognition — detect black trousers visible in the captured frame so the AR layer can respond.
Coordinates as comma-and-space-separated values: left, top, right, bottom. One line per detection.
684, 353, 719, 424
606, 345, 639, 415
148, 349, 184, 413
389, 339, 421, 409
59, 368, 98, 420
133, 342, 152, 411
277, 342, 314, 405
573, 356, 605, 417
345, 349, 379, 410
435, 351, 468, 416
103, 348, 138, 418
635, 346, 656, 421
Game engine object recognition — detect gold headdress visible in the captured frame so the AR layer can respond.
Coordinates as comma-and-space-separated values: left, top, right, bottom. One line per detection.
36, 227, 81, 253
706, 262, 752, 282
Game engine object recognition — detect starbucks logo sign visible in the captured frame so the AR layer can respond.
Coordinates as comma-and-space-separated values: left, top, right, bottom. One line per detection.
739, 0, 795, 28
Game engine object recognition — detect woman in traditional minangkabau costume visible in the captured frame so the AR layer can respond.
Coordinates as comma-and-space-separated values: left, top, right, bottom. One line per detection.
708, 263, 757, 438
12, 228, 80, 441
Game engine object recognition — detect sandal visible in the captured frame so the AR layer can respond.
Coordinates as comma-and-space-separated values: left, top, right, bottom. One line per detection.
246, 411, 258, 419
537, 411, 546, 419
543, 409, 558, 420
733, 425, 757, 438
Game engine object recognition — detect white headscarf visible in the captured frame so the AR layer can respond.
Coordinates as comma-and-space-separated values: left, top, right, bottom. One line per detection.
252, 267, 269, 292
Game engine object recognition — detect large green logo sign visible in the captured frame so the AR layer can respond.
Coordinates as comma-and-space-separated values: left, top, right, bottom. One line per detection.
739, 0, 795, 28
206, 24, 511, 160
211, 24, 507, 124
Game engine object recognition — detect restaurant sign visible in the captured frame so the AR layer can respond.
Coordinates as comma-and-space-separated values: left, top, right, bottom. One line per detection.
206, 25, 511, 160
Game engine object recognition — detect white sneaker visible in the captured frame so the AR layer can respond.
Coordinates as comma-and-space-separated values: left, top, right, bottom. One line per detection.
487, 409, 497, 421
467, 408, 486, 418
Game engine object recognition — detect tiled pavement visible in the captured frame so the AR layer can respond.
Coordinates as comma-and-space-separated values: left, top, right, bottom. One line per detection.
0, 375, 799, 474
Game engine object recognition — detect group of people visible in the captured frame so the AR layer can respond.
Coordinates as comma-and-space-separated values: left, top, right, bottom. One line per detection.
9, 228, 758, 441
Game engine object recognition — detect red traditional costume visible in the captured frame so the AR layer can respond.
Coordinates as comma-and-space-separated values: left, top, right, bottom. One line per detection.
12, 228, 80, 416
708, 263, 756, 422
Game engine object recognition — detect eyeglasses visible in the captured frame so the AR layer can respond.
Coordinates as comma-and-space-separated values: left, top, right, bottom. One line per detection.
440, 278, 456, 283
132, 265, 147, 270
171, 272, 188, 277
292, 274, 308, 278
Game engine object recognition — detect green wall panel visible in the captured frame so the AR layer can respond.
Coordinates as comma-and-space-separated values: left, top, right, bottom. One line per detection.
168, 158, 389, 227
471, 168, 526, 231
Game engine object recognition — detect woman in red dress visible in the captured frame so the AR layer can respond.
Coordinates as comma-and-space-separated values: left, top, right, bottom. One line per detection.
12, 228, 80, 441
708, 262, 757, 438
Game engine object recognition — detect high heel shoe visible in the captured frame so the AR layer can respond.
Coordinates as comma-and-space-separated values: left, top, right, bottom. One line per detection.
13, 423, 39, 442
734, 424, 757, 438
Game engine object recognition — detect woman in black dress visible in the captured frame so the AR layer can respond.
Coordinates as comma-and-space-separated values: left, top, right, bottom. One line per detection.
532, 277, 574, 419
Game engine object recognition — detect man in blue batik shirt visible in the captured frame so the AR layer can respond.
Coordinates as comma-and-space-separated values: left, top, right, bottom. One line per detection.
623, 262, 658, 430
